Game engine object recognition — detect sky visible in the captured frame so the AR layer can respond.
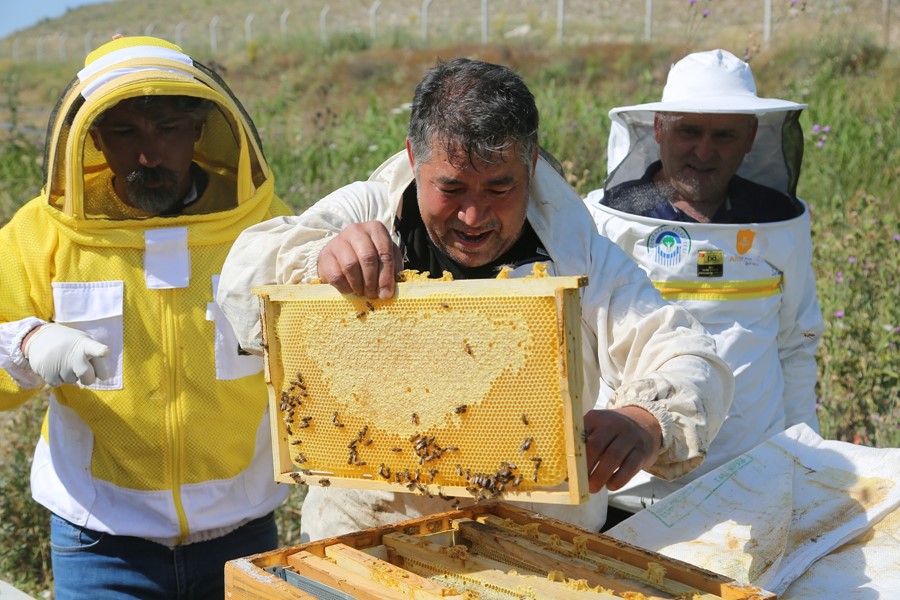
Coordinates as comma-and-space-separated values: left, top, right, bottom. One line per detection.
1, 0, 114, 39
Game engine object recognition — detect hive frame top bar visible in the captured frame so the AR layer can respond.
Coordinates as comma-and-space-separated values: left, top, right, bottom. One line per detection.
255, 275, 590, 505
253, 275, 588, 301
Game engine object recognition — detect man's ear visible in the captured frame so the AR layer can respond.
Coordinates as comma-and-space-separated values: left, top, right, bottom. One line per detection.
745, 116, 759, 153
653, 113, 665, 144
194, 119, 204, 142
405, 138, 416, 171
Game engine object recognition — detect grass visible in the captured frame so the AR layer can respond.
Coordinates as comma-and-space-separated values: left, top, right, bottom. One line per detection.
1, 24, 898, 598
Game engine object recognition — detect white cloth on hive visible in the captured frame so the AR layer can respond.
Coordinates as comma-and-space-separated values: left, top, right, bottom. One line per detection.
606, 423, 900, 597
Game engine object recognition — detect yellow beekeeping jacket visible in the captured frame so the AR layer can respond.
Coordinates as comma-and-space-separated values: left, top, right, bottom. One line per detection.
0, 37, 290, 545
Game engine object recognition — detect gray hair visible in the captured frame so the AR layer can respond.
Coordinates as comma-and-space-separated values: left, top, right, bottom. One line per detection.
408, 58, 539, 174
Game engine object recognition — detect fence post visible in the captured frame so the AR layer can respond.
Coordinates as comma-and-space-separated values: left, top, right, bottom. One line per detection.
557, 0, 565, 45
885, 0, 892, 50
481, 0, 489, 44
644, 0, 653, 41
210, 16, 219, 55
320, 5, 330, 45
370, 1, 382, 40
245, 13, 255, 44
280, 9, 291, 36
422, 0, 433, 46
763, 0, 772, 45
175, 22, 186, 47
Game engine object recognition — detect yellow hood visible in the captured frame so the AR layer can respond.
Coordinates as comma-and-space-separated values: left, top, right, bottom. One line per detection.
41, 36, 273, 237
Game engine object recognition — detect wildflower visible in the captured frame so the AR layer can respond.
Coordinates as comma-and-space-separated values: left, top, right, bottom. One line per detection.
812, 123, 821, 134
816, 141, 824, 149
689, 0, 697, 4
835, 271, 843, 283
703, 9, 711, 17
893, 234, 900, 241
823, 125, 831, 133
833, 310, 845, 318
848, 256, 857, 264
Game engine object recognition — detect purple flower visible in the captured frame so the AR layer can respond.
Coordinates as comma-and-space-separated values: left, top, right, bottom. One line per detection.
812, 123, 821, 134
824, 125, 831, 133
816, 140, 824, 148
689, 0, 697, 4
834, 310, 845, 318
893, 234, 900, 241
703, 9, 711, 17
848, 256, 857, 264
835, 271, 844, 283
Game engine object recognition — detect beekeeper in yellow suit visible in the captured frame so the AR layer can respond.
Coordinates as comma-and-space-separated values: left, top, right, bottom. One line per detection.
0, 36, 290, 599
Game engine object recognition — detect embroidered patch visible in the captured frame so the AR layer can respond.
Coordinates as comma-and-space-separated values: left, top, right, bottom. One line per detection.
697, 249, 725, 277
736, 229, 756, 255
646, 226, 691, 267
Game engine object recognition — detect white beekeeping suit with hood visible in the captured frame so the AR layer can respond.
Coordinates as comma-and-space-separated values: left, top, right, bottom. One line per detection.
585, 49, 824, 514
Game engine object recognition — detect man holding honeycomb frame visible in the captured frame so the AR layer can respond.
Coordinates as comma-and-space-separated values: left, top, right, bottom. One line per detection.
217, 57, 734, 541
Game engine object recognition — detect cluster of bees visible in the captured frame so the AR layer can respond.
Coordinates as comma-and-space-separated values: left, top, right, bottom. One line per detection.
280, 361, 546, 501
279, 373, 309, 437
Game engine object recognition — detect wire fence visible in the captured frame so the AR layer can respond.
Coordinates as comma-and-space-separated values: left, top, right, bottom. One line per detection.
0, 0, 895, 64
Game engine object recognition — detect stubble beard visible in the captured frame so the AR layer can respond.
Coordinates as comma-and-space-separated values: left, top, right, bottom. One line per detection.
124, 167, 182, 214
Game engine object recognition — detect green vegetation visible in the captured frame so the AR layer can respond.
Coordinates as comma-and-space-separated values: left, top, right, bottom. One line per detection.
1, 25, 897, 598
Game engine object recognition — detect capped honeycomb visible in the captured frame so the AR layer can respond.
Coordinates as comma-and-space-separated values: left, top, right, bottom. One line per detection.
255, 274, 588, 504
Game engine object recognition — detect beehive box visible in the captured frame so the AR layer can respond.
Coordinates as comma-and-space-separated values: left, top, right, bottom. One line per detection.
253, 275, 589, 504
225, 502, 776, 599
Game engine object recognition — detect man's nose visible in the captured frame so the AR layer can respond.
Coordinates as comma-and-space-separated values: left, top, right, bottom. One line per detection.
693, 134, 717, 162
458, 200, 489, 226
137, 142, 163, 167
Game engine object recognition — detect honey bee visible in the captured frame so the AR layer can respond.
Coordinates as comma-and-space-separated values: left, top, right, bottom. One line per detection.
520, 437, 534, 452
521, 413, 529, 426
289, 472, 306, 484
513, 474, 523, 487
378, 464, 391, 479
290, 440, 302, 445
464, 343, 474, 356
411, 413, 419, 425
391, 447, 403, 453
456, 464, 463, 477
455, 405, 467, 414
365, 301, 375, 312
451, 499, 461, 509
355, 310, 367, 319
319, 478, 331, 487
295, 453, 307, 464
439, 302, 450, 309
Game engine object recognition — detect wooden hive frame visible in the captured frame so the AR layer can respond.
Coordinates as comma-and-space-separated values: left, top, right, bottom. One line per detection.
225, 503, 776, 600
253, 276, 589, 505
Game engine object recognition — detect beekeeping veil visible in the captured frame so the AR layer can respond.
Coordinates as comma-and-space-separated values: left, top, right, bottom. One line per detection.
604, 49, 807, 198
41, 35, 272, 222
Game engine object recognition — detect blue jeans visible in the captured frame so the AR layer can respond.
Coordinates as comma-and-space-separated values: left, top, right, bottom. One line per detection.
50, 511, 278, 600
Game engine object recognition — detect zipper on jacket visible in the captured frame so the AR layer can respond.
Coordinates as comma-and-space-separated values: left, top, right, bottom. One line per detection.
653, 276, 782, 302
162, 289, 190, 543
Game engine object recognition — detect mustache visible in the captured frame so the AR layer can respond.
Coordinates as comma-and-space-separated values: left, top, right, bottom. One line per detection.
125, 166, 179, 186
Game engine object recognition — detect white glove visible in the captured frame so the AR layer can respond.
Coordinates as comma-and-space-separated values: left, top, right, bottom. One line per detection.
23, 323, 110, 387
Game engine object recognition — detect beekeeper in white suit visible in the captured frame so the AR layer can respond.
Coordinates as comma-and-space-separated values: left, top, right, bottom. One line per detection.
584, 49, 824, 525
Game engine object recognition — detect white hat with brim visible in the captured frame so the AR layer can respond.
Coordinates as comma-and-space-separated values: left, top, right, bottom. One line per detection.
610, 48, 807, 116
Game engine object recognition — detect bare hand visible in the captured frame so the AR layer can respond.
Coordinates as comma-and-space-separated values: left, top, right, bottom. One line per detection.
583, 406, 663, 493
317, 222, 402, 299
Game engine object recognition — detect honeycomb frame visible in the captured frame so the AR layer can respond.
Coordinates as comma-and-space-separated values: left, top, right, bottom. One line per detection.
254, 276, 589, 505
